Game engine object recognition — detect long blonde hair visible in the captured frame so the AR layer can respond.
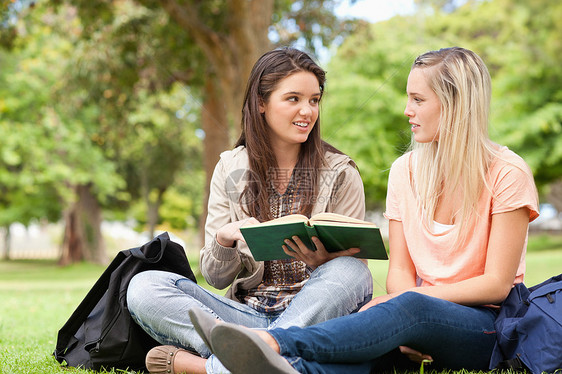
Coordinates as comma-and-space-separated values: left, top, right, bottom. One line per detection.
410, 47, 497, 244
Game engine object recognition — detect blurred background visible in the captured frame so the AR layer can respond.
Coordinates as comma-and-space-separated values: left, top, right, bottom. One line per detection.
0, 0, 560, 266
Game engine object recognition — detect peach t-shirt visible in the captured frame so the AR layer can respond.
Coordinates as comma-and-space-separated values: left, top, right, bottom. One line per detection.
384, 147, 539, 287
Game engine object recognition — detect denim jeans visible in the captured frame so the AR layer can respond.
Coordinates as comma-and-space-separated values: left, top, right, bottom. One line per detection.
269, 291, 498, 373
127, 256, 373, 374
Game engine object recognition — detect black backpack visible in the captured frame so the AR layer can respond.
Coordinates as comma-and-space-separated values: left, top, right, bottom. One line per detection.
53, 232, 197, 372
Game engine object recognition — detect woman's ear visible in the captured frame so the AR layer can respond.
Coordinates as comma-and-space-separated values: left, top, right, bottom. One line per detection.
258, 98, 266, 113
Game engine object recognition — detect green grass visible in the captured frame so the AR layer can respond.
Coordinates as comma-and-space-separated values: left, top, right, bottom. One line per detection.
0, 257, 208, 374
0, 261, 103, 374
0, 234, 561, 374
526, 232, 562, 252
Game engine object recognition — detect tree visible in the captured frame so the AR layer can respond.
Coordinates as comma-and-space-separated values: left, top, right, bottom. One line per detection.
151, 0, 362, 240
53, 1, 208, 261
122, 83, 203, 237
4, 0, 368, 261
0, 3, 144, 264
0, 117, 61, 259
0, 4, 113, 261
423, 0, 562, 209
63, 0, 361, 243
323, 18, 442, 208
324, 0, 562, 211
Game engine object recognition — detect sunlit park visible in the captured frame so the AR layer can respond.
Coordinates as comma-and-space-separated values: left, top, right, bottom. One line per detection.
1, 0, 561, 373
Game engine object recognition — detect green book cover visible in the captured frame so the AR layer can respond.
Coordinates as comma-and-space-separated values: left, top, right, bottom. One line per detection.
240, 213, 388, 262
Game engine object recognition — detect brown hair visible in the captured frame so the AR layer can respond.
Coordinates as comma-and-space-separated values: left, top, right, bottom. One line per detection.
235, 47, 343, 220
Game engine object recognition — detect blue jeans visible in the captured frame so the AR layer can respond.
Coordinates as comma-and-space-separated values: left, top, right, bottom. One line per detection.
127, 256, 372, 374
269, 291, 498, 373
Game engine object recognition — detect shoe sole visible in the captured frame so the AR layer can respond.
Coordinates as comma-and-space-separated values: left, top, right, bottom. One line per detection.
188, 307, 218, 354
210, 324, 298, 374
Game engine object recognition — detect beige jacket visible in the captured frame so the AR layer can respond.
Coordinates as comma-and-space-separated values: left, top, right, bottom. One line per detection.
200, 146, 365, 301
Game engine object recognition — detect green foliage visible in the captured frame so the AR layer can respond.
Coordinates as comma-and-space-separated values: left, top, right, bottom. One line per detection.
119, 82, 203, 231
1, 0, 561, 233
271, 0, 360, 52
503, 103, 562, 186
0, 1, 206, 234
53, 0, 205, 228
0, 6, 83, 226
325, 0, 562, 207
425, 0, 562, 190
323, 19, 441, 208
122, 83, 202, 195
159, 176, 205, 230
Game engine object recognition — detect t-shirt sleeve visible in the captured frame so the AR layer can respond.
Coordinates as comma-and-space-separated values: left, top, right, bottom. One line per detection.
384, 155, 408, 222
491, 152, 539, 222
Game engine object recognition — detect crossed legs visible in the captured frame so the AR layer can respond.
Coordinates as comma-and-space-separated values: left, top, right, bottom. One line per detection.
192, 292, 498, 374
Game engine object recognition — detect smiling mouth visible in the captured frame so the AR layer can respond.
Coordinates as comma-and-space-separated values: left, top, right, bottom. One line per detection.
293, 122, 308, 128
411, 124, 420, 129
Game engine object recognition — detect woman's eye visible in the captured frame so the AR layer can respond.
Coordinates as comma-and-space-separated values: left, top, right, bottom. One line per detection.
288, 96, 298, 102
310, 97, 320, 105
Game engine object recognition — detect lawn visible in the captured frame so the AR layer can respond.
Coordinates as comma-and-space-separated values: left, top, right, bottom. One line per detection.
0, 233, 561, 374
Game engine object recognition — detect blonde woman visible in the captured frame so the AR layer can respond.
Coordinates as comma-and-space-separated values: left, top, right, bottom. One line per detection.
190, 47, 540, 373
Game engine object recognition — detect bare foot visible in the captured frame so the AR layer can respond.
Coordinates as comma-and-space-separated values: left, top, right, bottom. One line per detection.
173, 350, 207, 374
253, 330, 281, 354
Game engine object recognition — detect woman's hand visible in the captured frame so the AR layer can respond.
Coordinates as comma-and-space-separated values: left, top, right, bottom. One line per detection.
358, 293, 394, 312
282, 235, 360, 269
216, 218, 260, 248
399, 346, 433, 364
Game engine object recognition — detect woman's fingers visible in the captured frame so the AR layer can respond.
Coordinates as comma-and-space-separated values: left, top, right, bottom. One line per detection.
399, 346, 433, 363
311, 237, 361, 258
281, 236, 361, 268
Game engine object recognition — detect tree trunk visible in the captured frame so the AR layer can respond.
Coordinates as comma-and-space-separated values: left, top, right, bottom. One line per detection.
158, 0, 273, 135
548, 179, 562, 214
59, 206, 83, 265
199, 73, 231, 245
59, 184, 107, 266
2, 226, 10, 260
158, 0, 273, 244
146, 187, 166, 240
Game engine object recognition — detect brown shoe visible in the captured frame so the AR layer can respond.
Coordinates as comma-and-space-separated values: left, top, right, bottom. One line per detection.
146, 345, 186, 374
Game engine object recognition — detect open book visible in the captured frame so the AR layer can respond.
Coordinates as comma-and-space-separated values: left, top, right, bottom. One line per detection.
240, 212, 388, 261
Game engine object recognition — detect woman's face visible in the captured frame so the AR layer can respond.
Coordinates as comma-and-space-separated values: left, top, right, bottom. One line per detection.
260, 71, 321, 151
404, 67, 442, 143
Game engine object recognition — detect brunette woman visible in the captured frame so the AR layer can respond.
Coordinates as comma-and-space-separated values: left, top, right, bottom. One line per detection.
127, 47, 373, 374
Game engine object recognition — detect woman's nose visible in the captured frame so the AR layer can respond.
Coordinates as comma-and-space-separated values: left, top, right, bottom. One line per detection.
404, 103, 413, 117
299, 104, 312, 116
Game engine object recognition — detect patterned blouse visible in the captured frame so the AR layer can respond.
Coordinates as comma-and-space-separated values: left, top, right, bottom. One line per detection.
239, 169, 311, 313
